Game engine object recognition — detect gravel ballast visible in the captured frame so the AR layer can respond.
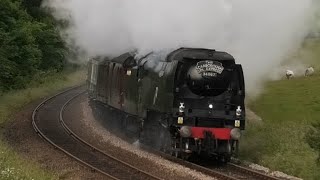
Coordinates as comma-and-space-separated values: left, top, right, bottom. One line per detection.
64, 94, 215, 180
4, 99, 110, 180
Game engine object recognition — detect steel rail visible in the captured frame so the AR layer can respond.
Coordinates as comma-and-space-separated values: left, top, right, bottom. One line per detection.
32, 86, 161, 180
87, 99, 281, 180
225, 163, 282, 180
32, 86, 283, 180
32, 86, 118, 180
140, 144, 284, 180
138, 144, 239, 180
59, 91, 162, 180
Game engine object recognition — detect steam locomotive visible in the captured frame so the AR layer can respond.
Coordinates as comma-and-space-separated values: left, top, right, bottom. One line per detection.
87, 48, 246, 162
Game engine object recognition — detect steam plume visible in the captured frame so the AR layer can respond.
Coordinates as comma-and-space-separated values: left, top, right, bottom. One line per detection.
43, 0, 315, 95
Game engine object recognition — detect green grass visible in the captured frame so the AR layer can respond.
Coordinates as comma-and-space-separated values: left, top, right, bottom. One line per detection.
299, 39, 320, 67
240, 39, 320, 179
0, 70, 85, 180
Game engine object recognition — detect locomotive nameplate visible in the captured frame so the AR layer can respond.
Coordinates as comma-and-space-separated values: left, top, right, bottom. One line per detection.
196, 60, 224, 78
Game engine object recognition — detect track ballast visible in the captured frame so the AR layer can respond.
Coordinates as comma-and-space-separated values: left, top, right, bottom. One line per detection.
32, 86, 161, 180
32, 86, 286, 180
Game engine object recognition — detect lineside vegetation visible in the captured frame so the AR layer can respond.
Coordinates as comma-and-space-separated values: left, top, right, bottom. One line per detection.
240, 39, 320, 179
0, 70, 85, 179
0, 0, 72, 92
0, 0, 86, 179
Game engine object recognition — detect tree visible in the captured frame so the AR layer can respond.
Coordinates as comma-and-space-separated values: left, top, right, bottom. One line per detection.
0, 0, 42, 90
0, 0, 68, 91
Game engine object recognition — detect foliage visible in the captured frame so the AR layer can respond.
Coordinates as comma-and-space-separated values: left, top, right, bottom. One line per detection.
0, 0, 67, 92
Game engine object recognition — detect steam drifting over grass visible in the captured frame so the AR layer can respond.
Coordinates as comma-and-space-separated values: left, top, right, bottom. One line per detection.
43, 0, 315, 94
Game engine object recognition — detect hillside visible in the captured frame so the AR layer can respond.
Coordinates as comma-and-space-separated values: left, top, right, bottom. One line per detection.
240, 39, 320, 179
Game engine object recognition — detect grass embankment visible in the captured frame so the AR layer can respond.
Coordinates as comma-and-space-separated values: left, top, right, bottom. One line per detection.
240, 40, 320, 179
0, 70, 85, 180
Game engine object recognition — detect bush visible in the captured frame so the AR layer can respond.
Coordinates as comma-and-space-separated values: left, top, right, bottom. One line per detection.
0, 0, 67, 92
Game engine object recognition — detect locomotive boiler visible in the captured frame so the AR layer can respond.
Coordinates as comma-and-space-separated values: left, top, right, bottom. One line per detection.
87, 48, 246, 162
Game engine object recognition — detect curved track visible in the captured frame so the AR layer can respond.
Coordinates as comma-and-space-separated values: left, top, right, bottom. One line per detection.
87, 100, 283, 180
32, 86, 284, 180
32, 86, 161, 180
138, 144, 282, 180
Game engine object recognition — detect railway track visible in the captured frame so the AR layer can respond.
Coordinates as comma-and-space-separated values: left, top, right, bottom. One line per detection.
223, 162, 282, 180
32, 86, 161, 180
32, 86, 285, 180
89, 101, 283, 180
138, 144, 282, 180
87, 100, 283, 180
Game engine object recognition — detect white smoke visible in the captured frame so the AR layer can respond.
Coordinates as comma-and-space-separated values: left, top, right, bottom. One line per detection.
43, 0, 315, 95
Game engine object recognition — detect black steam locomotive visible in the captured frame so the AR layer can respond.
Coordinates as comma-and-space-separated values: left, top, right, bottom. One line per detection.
87, 48, 245, 162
